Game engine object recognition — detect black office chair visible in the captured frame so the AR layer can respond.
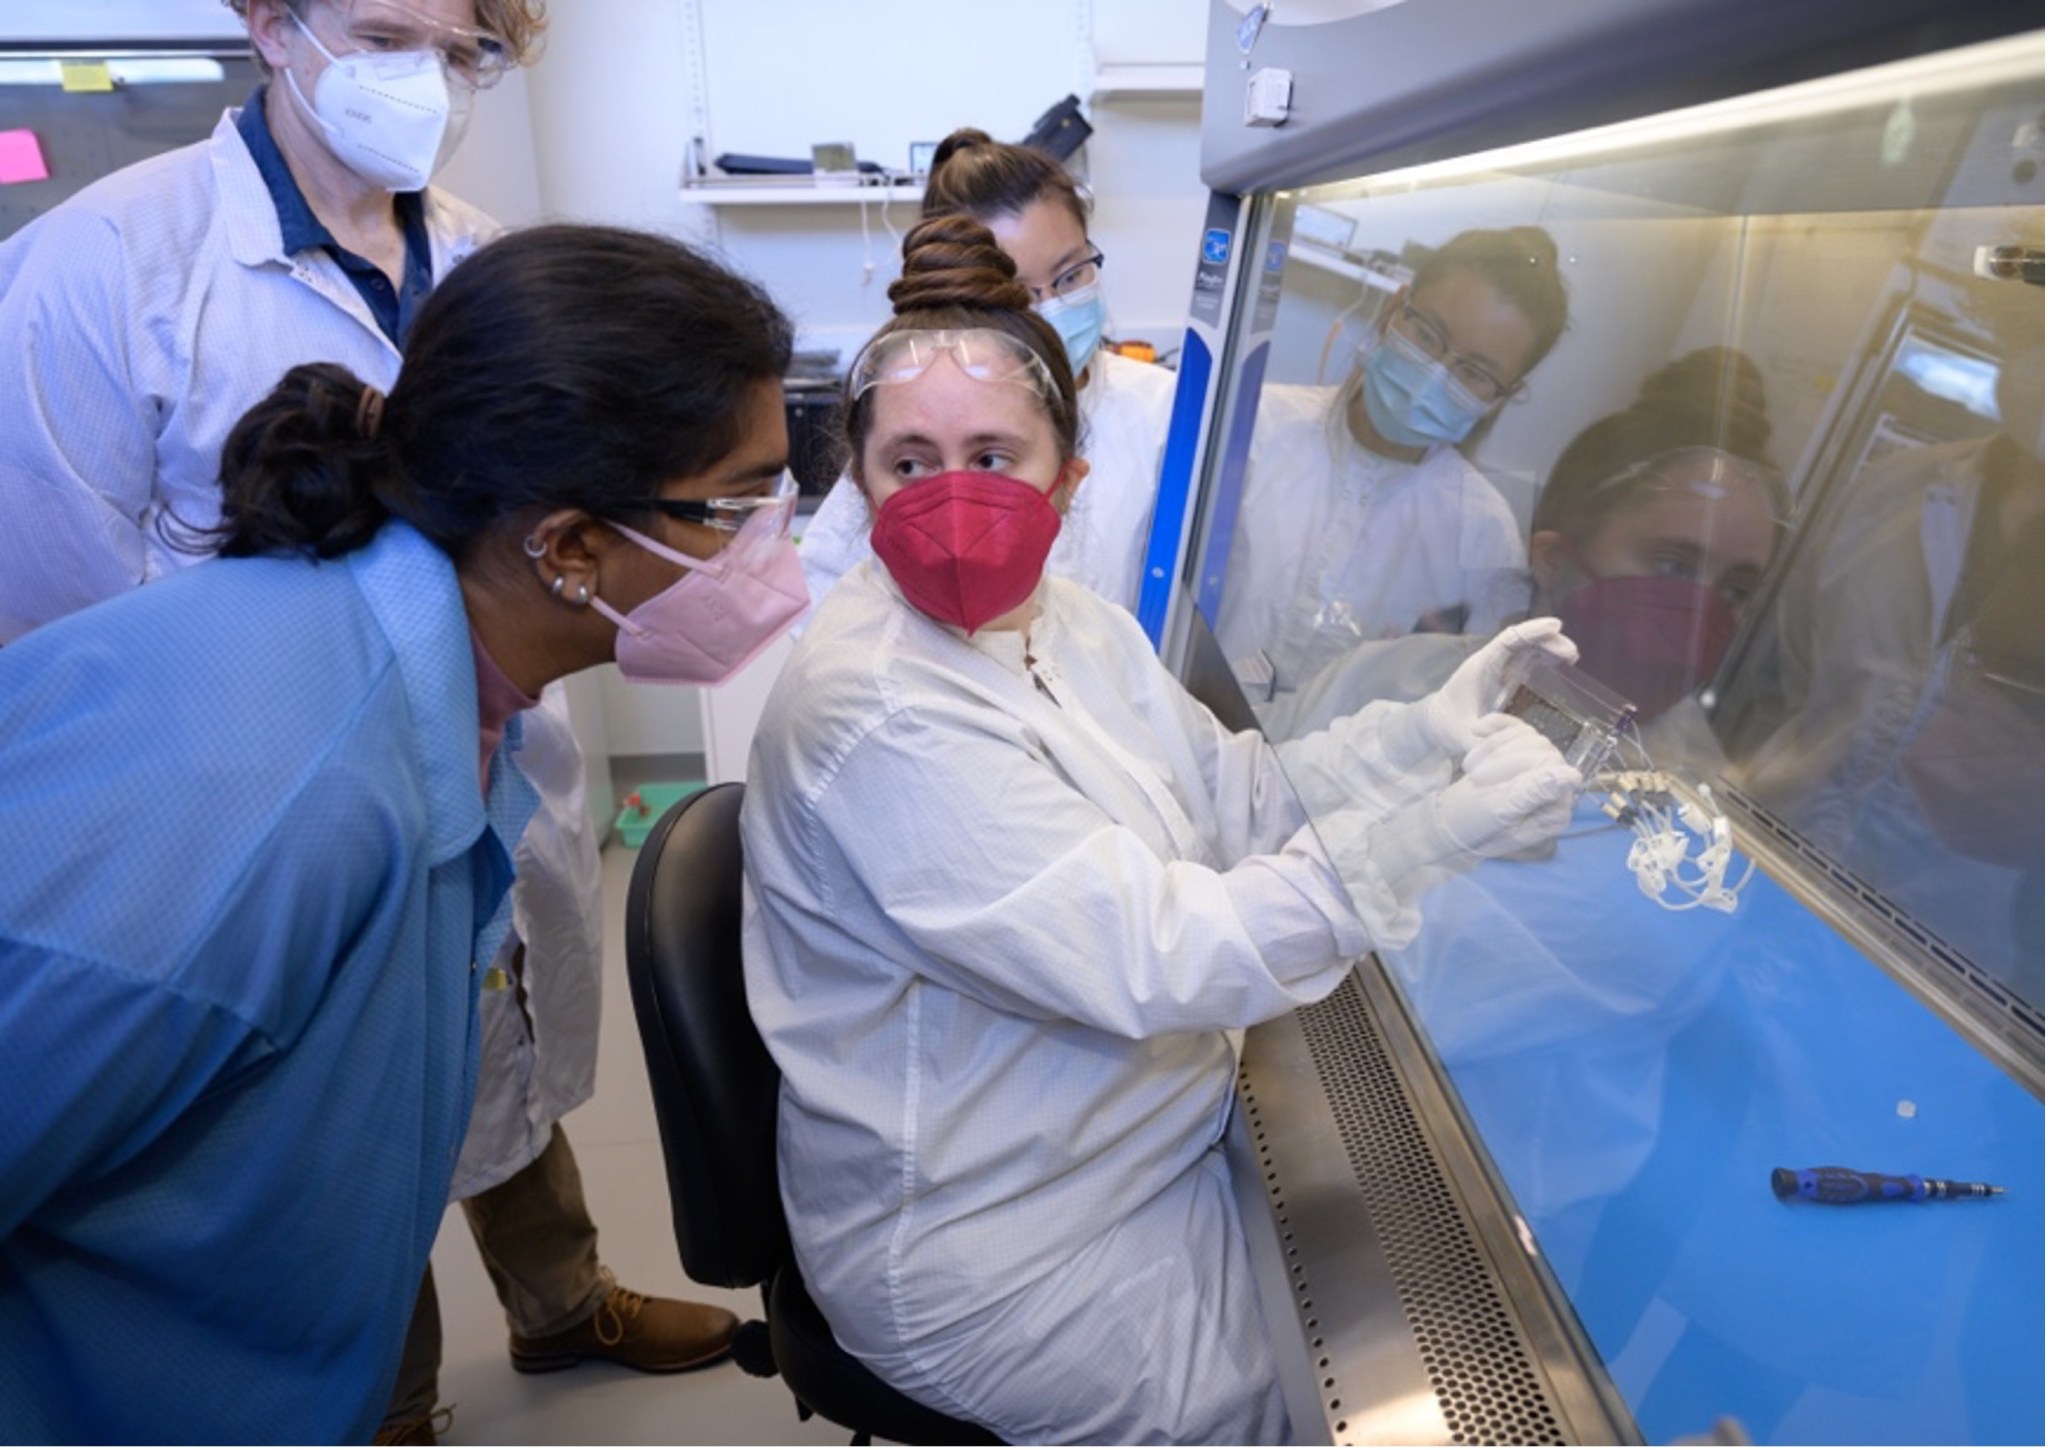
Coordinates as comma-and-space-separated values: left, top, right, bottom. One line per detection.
624, 782, 1003, 1447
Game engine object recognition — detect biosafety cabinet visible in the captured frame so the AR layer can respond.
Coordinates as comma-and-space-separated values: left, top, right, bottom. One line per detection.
1156, 2, 2044, 1443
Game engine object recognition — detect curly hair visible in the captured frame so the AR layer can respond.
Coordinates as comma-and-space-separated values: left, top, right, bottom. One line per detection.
222, 0, 547, 72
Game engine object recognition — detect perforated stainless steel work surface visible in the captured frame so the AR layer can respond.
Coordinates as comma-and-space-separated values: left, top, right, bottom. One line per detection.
1230, 968, 1636, 1446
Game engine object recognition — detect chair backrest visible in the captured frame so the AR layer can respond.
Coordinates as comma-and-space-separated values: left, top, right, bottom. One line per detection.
624, 781, 790, 1289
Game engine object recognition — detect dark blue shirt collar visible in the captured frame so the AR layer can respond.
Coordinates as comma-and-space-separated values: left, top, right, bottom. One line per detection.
234, 85, 435, 346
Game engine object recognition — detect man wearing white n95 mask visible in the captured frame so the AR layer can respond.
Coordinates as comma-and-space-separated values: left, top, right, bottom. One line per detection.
0, 2, 734, 1442
0, 0, 510, 632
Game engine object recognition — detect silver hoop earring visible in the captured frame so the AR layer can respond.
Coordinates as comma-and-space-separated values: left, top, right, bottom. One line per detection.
574, 583, 592, 606
549, 575, 568, 598
523, 535, 548, 559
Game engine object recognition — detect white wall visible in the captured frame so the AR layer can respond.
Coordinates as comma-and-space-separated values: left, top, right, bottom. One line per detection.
0, 1, 246, 42
1081, 96, 1211, 350
513, 0, 714, 241
433, 68, 546, 226
656, 0, 1210, 360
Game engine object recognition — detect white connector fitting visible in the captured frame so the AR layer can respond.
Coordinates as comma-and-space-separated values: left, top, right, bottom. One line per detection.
1245, 67, 1292, 127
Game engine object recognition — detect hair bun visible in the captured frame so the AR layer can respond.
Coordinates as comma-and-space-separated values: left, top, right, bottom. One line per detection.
210, 361, 391, 559
888, 213, 1034, 317
928, 127, 995, 177
1631, 346, 1772, 457
1502, 226, 1558, 269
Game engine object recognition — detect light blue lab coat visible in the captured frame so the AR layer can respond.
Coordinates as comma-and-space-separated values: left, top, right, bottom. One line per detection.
0, 522, 537, 1443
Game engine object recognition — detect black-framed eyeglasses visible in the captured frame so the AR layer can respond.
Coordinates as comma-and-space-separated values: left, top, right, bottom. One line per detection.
1393, 300, 1520, 405
640, 471, 798, 536
1029, 248, 1105, 305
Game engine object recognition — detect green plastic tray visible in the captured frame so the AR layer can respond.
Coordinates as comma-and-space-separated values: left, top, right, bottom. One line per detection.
613, 781, 706, 848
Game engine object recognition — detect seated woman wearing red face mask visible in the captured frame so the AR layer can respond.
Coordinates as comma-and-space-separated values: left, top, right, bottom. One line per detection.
1275, 349, 1783, 767
739, 215, 1583, 1444
1524, 351, 1782, 725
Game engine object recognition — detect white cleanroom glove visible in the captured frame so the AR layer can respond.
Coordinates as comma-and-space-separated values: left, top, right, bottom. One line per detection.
1438, 713, 1582, 853
1372, 714, 1582, 886
1381, 618, 1580, 768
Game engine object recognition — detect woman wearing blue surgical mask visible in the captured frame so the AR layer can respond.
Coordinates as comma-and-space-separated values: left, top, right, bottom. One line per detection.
0, 225, 803, 1445
798, 126, 1177, 617
1217, 226, 1570, 706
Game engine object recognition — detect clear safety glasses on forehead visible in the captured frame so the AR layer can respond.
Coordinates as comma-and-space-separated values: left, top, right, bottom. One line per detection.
1590, 446, 1784, 512
848, 328, 1061, 405
294, 0, 512, 89
639, 469, 800, 539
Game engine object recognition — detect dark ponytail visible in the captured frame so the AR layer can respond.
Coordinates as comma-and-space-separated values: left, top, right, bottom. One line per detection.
922, 126, 1090, 232
182, 224, 794, 565
206, 363, 394, 559
1635, 346, 1772, 458
1534, 347, 1782, 541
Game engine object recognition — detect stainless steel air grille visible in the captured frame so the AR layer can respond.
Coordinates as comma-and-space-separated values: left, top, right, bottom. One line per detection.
1720, 784, 2045, 1040
1295, 974, 1566, 1446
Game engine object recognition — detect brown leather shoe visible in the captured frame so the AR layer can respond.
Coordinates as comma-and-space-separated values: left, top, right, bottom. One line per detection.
508, 1272, 739, 1375
372, 1405, 453, 1446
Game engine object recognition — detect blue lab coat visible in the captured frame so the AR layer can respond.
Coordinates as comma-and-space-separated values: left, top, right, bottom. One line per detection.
0, 521, 537, 1443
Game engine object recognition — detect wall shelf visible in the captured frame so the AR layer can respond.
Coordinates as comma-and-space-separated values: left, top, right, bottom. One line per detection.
680, 179, 925, 207
1287, 241, 1410, 287
1089, 62, 1204, 100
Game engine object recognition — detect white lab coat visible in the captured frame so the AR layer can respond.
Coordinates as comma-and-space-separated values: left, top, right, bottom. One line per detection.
1740, 437, 1986, 825
1736, 436, 2038, 991
742, 561, 1451, 1444
796, 348, 1176, 615
0, 109, 601, 1199
1214, 381, 1526, 696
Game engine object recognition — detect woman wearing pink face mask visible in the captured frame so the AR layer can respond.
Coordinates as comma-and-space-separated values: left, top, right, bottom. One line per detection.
741, 215, 1582, 1444
0, 223, 804, 1444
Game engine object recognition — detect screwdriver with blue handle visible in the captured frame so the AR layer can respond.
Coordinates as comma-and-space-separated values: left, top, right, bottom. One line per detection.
1771, 1166, 2005, 1204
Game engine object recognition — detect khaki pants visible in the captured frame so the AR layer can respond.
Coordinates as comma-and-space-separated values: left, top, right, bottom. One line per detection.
381, 1122, 606, 1426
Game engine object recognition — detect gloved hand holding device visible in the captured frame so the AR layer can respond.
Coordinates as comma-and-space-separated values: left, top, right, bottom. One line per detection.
1382, 617, 1580, 768
1374, 714, 1582, 887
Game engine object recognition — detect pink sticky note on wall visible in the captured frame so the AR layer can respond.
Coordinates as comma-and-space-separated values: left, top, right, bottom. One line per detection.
0, 129, 51, 185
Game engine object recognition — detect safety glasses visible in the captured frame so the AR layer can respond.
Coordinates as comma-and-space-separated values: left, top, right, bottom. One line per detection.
642, 469, 799, 538
848, 328, 1061, 405
1025, 247, 1105, 305
1389, 301, 1521, 406
307, 0, 513, 89
1591, 446, 1785, 516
